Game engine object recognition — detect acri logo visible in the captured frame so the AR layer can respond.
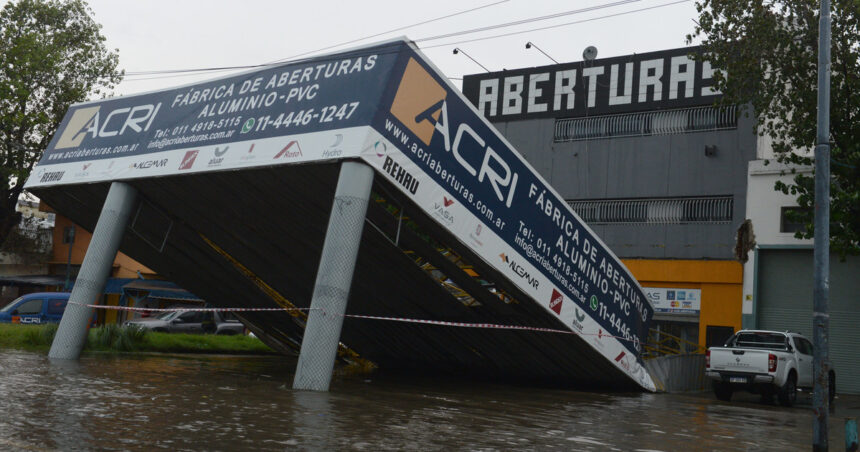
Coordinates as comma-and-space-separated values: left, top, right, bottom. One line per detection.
389, 57, 519, 208
54, 103, 161, 150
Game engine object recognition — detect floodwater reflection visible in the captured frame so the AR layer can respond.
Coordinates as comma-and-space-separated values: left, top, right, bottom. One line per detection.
0, 350, 850, 451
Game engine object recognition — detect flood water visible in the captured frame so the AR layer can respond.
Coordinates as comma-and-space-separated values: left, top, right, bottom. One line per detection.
0, 350, 854, 451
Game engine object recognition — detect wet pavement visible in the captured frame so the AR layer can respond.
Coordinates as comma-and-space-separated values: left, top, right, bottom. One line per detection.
0, 350, 856, 451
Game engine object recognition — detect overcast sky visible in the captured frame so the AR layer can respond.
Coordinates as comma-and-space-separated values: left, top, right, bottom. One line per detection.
15, 0, 704, 97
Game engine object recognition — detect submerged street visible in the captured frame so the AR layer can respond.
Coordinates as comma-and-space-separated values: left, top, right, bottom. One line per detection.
0, 350, 855, 451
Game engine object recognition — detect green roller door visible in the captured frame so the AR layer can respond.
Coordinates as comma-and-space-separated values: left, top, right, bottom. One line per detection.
757, 249, 860, 394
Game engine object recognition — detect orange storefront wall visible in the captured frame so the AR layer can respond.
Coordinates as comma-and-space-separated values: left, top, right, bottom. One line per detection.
622, 259, 743, 349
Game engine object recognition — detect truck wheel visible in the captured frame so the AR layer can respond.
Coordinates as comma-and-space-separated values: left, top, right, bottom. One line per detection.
759, 387, 775, 405
713, 381, 733, 401
829, 372, 836, 404
778, 372, 797, 407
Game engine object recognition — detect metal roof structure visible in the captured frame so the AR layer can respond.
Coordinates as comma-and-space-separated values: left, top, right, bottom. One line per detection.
26, 38, 655, 390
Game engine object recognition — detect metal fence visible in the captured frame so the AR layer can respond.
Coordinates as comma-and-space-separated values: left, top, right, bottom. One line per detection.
554, 105, 737, 142
567, 196, 733, 224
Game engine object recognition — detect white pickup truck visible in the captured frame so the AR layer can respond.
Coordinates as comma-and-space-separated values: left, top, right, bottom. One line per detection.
705, 330, 835, 406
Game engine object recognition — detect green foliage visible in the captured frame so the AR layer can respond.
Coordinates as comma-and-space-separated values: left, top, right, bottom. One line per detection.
0, 323, 274, 355
0, 323, 56, 350
0, 0, 122, 246
143, 331, 273, 354
688, 0, 860, 257
88, 324, 149, 351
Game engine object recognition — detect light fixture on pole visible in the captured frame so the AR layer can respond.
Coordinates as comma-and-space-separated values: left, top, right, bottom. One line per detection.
525, 41, 558, 64
452, 48, 490, 73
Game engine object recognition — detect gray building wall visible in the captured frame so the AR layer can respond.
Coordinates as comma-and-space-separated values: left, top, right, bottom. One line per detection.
490, 113, 758, 260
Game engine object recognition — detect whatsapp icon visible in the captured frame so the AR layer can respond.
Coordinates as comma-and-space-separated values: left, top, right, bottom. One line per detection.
240, 118, 255, 134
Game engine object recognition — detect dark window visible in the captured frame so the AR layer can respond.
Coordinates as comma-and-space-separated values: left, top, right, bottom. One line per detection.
47, 299, 67, 315
178, 311, 205, 323
16, 299, 44, 315
62, 226, 75, 244
780, 207, 810, 233
568, 196, 733, 225
794, 337, 813, 355
706, 325, 735, 348
554, 105, 738, 142
731, 332, 789, 350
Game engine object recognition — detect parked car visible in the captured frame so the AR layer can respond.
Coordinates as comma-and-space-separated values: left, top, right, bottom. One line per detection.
213, 311, 245, 335
705, 330, 836, 406
0, 292, 71, 324
124, 310, 244, 335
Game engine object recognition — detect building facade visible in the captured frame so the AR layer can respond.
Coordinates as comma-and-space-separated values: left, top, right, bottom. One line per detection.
742, 140, 860, 394
463, 46, 749, 351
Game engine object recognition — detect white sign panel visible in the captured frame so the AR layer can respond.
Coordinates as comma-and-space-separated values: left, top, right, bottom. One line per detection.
644, 288, 701, 314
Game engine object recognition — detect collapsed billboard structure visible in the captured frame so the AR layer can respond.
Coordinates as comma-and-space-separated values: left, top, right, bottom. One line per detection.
26, 38, 655, 390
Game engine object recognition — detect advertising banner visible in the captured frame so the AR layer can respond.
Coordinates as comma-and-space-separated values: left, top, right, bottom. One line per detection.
28, 37, 655, 389
644, 288, 701, 314
360, 41, 655, 390
462, 46, 722, 122
25, 42, 405, 189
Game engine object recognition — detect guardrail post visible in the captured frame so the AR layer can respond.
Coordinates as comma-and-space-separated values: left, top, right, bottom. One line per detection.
293, 161, 374, 391
49, 182, 138, 360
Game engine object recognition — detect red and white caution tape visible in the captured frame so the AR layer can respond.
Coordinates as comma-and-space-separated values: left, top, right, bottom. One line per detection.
71, 302, 310, 313
75, 302, 633, 342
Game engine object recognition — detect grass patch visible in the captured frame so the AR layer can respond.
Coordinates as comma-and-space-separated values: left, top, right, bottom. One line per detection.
0, 323, 56, 351
88, 324, 149, 352
0, 323, 274, 355
142, 331, 274, 354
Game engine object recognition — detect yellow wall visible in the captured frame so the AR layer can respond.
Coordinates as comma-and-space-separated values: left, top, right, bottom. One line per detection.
42, 204, 157, 279
622, 259, 743, 349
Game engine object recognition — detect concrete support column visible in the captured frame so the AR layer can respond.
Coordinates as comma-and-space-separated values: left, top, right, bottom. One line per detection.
49, 182, 138, 360
293, 161, 374, 391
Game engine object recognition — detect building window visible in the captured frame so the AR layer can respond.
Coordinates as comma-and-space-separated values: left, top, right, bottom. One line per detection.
567, 196, 733, 224
553, 105, 737, 142
780, 206, 809, 233
62, 226, 75, 244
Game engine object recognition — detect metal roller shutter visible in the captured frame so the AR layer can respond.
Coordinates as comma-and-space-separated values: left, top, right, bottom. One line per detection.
757, 249, 860, 394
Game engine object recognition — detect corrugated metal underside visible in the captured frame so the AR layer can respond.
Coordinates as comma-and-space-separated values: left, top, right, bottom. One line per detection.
31, 161, 634, 389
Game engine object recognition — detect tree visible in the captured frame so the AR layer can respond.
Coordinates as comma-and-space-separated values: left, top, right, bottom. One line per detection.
688, 0, 859, 257
0, 0, 122, 248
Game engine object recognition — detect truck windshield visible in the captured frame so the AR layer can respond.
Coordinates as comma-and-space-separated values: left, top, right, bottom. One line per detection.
730, 332, 789, 350
0, 296, 25, 313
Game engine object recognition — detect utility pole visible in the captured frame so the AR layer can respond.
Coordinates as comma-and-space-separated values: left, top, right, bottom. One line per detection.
812, 0, 831, 449
63, 225, 75, 290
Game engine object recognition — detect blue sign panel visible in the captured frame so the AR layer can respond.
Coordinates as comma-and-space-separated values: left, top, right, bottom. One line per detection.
36, 44, 402, 167
369, 45, 653, 360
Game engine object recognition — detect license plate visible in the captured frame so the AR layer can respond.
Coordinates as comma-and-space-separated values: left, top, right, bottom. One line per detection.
729, 377, 747, 384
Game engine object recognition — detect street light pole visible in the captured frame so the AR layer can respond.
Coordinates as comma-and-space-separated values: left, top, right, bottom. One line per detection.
812, 0, 831, 450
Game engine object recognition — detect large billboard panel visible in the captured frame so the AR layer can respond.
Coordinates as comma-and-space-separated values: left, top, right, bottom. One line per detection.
462, 46, 722, 122
360, 43, 655, 390
27, 38, 656, 389
25, 42, 403, 188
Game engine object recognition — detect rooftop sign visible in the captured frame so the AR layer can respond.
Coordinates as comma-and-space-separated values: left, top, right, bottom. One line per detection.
462, 46, 722, 121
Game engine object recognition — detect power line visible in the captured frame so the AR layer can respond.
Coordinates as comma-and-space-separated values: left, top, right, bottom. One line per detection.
415, 0, 638, 43
121, 0, 690, 83
124, 0, 509, 77
420, 0, 691, 50
264, 0, 511, 64
126, 65, 265, 77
